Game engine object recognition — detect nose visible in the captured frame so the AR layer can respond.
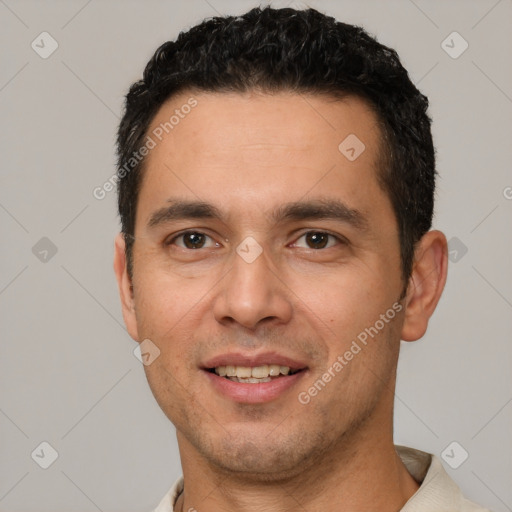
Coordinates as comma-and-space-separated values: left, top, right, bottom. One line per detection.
212, 243, 293, 331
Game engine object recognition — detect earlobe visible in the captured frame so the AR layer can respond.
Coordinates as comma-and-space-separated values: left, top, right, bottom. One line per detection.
113, 233, 139, 341
400, 230, 448, 342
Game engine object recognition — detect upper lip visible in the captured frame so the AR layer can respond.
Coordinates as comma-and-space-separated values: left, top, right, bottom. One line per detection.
202, 351, 308, 371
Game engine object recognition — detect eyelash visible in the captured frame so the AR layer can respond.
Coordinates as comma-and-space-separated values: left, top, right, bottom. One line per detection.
165, 231, 220, 250
165, 230, 346, 250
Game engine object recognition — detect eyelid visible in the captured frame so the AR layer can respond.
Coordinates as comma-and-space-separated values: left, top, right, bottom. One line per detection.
165, 229, 219, 248
164, 229, 348, 249
290, 230, 348, 248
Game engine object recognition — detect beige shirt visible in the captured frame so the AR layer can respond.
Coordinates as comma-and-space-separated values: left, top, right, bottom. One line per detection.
152, 445, 490, 512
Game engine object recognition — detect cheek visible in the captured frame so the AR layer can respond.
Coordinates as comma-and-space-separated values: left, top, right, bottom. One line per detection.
289, 268, 391, 343
142, 356, 192, 430
131, 244, 214, 330
132, 267, 192, 344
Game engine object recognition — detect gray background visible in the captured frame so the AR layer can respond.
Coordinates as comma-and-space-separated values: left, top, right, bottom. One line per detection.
1, 0, 511, 511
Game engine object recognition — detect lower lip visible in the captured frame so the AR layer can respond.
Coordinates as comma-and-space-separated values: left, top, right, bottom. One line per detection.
203, 370, 306, 404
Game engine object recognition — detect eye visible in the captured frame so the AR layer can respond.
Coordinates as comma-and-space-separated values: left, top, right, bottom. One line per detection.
167, 231, 219, 250
292, 231, 342, 250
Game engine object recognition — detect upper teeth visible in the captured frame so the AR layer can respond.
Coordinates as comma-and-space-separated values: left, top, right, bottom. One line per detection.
215, 365, 291, 378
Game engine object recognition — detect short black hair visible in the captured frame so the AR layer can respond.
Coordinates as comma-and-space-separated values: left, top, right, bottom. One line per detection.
117, 6, 435, 286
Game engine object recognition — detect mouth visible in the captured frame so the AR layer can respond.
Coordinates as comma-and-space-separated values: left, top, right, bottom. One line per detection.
205, 364, 304, 383
201, 353, 308, 403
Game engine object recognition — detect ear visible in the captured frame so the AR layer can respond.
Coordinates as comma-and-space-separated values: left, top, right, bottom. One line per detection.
401, 230, 448, 342
113, 233, 139, 341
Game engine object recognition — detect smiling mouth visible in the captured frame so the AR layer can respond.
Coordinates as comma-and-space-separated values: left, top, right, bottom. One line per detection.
206, 365, 304, 383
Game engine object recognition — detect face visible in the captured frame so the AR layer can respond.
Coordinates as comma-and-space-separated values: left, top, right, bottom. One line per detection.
118, 90, 408, 480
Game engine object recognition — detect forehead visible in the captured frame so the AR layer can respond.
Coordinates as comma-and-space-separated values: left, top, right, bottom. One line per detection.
137, 90, 391, 231
146, 89, 382, 163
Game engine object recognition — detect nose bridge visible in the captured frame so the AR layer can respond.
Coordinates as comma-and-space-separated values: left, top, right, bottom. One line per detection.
213, 240, 292, 329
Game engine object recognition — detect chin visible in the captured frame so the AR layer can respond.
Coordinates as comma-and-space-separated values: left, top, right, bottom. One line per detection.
211, 453, 308, 483
194, 428, 325, 482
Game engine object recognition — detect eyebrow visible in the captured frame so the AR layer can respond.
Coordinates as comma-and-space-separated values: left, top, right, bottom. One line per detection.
147, 198, 369, 231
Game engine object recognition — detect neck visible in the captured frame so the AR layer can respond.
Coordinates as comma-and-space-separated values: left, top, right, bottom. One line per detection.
174, 406, 419, 512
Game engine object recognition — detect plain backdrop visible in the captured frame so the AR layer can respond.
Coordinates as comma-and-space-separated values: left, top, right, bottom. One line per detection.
1, 1, 511, 511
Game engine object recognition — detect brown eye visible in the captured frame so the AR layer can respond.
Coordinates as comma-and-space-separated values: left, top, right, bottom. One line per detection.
305, 232, 330, 249
168, 231, 217, 249
292, 231, 348, 250
183, 232, 206, 249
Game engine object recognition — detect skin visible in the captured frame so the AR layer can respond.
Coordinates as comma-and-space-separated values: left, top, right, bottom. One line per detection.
114, 90, 448, 512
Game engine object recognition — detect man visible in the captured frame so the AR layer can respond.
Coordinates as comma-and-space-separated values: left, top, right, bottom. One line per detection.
113, 6, 489, 512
